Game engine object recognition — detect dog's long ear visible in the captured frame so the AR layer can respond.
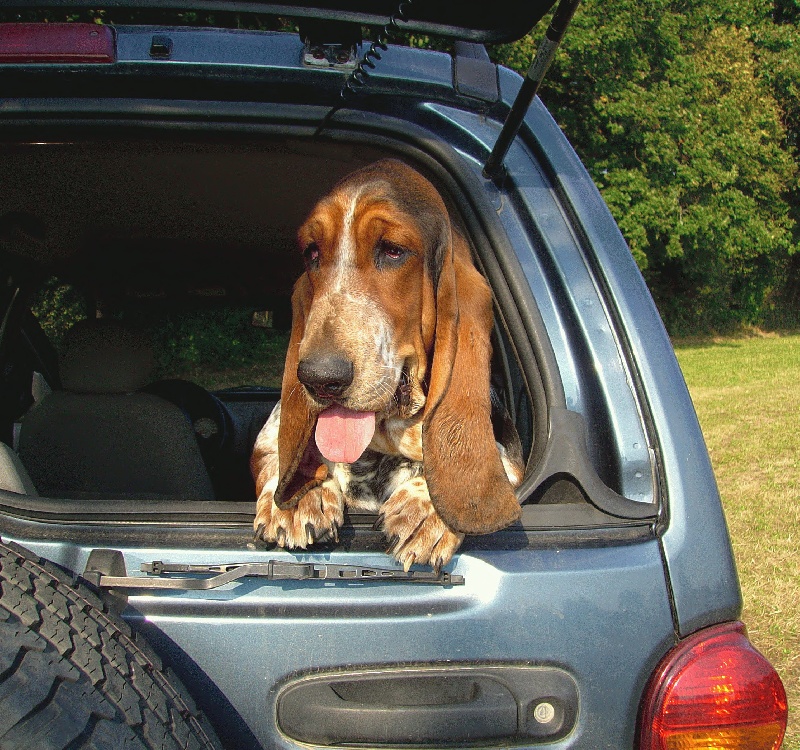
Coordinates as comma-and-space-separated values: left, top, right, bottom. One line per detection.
423, 230, 521, 534
271, 275, 328, 509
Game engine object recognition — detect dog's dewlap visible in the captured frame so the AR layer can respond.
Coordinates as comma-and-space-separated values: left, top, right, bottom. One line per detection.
315, 405, 376, 463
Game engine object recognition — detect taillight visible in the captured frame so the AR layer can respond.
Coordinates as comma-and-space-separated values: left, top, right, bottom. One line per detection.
638, 621, 787, 749
0, 23, 115, 63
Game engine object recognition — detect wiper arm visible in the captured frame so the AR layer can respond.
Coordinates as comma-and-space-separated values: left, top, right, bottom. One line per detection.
93, 559, 464, 590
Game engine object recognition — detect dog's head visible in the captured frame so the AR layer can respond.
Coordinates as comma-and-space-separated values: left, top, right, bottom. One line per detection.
272, 159, 521, 534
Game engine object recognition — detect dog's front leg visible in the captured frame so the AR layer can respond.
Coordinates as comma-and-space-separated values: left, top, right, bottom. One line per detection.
254, 483, 345, 548
377, 476, 465, 573
252, 403, 345, 548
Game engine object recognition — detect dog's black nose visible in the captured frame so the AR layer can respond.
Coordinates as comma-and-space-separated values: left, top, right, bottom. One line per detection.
297, 354, 354, 399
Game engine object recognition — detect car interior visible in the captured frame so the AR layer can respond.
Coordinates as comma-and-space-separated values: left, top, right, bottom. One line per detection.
0, 135, 539, 514
0, 127, 661, 555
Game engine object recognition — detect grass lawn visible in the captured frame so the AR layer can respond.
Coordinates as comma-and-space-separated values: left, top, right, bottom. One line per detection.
674, 332, 799, 749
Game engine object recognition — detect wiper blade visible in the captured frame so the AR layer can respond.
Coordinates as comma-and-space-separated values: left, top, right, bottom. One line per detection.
95, 559, 464, 590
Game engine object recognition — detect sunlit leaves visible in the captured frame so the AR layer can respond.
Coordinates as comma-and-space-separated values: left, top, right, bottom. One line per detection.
493, 0, 800, 333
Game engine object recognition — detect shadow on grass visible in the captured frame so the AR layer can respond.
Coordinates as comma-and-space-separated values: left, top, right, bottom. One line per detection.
670, 326, 800, 350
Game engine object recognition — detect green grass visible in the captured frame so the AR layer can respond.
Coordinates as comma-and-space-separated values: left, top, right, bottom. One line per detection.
675, 332, 799, 749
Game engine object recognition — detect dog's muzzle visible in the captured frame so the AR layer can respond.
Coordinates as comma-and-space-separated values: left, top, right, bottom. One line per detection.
297, 354, 354, 401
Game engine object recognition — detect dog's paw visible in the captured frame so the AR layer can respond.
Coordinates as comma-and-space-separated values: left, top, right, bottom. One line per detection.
254, 484, 345, 548
377, 477, 465, 572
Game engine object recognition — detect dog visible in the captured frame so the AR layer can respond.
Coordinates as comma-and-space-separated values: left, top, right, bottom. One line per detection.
251, 159, 523, 572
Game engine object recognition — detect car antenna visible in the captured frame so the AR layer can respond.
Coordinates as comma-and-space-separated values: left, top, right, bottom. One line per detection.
314, 0, 414, 138
483, 0, 581, 182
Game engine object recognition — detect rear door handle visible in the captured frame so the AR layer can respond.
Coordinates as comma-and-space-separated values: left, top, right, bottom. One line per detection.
276, 665, 578, 746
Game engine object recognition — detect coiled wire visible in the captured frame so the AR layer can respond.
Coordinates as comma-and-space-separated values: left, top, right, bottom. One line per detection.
343, 2, 412, 96
315, 0, 414, 136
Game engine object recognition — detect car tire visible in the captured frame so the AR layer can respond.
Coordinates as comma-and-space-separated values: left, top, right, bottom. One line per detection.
0, 539, 223, 750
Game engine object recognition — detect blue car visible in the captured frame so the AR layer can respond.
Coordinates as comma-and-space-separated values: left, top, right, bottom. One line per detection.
0, 2, 788, 748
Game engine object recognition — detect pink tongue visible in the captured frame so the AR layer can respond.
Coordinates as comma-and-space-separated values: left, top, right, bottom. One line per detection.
315, 405, 376, 464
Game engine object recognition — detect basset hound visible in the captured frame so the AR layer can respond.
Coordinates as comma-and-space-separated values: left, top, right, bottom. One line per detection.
251, 159, 524, 571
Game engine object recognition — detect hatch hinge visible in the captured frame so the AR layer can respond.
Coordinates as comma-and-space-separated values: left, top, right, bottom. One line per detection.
453, 41, 499, 103
483, 0, 581, 181
299, 19, 360, 70
84, 554, 464, 590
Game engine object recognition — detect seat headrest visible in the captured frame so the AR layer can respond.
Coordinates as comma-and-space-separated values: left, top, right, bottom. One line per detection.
60, 320, 154, 394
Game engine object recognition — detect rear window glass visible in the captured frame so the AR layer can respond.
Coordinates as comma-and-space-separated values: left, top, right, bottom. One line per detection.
32, 278, 288, 390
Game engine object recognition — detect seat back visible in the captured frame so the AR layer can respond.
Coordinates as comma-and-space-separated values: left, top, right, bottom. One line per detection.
18, 320, 215, 500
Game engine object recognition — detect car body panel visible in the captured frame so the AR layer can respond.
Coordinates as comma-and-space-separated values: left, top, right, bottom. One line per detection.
16, 539, 675, 749
492, 70, 742, 635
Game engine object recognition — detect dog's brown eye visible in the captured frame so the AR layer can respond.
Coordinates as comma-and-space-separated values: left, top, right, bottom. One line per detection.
375, 240, 409, 268
303, 242, 320, 268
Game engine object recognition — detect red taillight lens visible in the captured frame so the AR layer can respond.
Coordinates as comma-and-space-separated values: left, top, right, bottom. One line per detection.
638, 621, 787, 750
0, 23, 115, 63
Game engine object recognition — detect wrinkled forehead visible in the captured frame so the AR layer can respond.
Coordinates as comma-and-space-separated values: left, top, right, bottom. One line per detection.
338, 160, 444, 209
319, 165, 447, 245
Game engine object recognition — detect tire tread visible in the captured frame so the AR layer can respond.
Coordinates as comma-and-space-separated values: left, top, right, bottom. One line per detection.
0, 541, 222, 750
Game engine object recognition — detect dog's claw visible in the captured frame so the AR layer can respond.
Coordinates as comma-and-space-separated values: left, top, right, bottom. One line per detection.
372, 513, 385, 531
402, 552, 416, 573
331, 522, 340, 543
432, 557, 443, 577
254, 523, 265, 542
305, 522, 316, 546
276, 527, 287, 548
385, 535, 399, 555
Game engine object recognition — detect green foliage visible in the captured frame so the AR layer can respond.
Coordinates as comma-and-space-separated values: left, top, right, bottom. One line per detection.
31, 281, 287, 390
493, 0, 800, 335
31, 279, 87, 348
774, 0, 800, 24
122, 307, 289, 389
601, 25, 795, 332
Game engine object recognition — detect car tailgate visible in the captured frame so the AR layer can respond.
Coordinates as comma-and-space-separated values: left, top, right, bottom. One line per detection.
26, 540, 674, 748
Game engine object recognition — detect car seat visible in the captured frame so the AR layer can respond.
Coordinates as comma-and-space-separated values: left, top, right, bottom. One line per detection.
17, 319, 215, 500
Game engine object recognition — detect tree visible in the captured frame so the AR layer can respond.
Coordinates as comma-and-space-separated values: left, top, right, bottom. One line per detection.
493, 0, 800, 334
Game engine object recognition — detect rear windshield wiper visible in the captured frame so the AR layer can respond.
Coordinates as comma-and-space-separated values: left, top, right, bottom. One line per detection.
84, 553, 464, 591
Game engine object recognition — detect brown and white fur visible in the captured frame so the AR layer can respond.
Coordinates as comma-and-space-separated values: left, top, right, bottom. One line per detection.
251, 160, 523, 571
